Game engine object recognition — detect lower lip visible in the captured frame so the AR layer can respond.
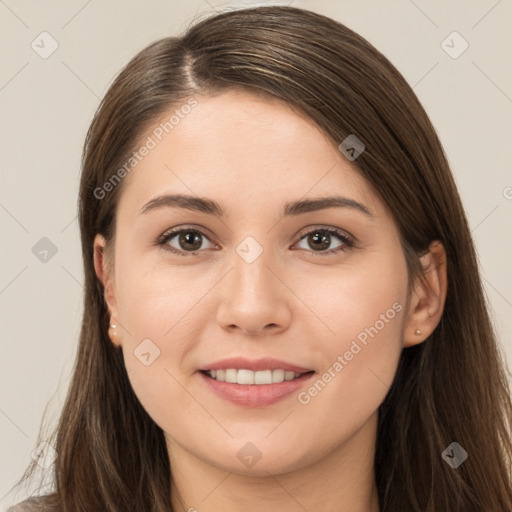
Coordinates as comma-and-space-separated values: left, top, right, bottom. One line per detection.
198, 371, 315, 407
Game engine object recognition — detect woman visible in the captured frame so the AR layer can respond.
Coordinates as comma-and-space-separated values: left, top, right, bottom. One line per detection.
8, 5, 512, 511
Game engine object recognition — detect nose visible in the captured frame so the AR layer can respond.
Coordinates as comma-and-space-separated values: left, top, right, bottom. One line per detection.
215, 247, 292, 336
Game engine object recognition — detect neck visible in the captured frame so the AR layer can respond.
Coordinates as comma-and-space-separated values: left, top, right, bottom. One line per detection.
167, 412, 380, 512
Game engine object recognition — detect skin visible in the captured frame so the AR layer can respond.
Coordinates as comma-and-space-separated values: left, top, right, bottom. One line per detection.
94, 89, 447, 512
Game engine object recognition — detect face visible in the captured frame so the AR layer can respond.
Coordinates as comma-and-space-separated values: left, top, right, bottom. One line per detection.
96, 89, 412, 476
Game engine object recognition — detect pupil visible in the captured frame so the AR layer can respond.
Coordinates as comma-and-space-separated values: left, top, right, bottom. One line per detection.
310, 232, 329, 251
180, 231, 201, 251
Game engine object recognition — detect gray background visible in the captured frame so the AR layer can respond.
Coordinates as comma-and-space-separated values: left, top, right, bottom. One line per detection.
1, 0, 511, 507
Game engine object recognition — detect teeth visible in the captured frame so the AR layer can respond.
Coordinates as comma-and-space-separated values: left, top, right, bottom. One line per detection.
284, 370, 296, 381
238, 369, 255, 384
272, 369, 284, 383
206, 368, 305, 384
225, 369, 238, 383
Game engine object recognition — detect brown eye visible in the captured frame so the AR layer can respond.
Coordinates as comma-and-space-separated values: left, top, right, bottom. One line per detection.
159, 228, 215, 255
157, 226, 354, 258
295, 228, 354, 256
306, 231, 331, 251
176, 231, 203, 251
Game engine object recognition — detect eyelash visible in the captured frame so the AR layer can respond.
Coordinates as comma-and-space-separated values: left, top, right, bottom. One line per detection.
155, 226, 355, 257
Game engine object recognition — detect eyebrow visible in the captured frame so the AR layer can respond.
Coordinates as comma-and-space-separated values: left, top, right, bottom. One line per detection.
139, 194, 375, 219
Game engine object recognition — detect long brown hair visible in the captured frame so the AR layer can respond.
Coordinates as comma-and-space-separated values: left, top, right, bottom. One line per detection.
9, 5, 512, 511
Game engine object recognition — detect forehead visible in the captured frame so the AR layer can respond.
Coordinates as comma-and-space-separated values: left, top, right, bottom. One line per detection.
116, 89, 387, 221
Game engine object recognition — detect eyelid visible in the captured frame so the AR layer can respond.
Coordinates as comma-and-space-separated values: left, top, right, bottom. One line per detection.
295, 224, 355, 244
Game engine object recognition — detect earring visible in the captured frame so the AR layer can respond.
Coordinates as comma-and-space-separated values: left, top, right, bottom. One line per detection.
415, 329, 422, 335
108, 321, 118, 341
107, 322, 121, 347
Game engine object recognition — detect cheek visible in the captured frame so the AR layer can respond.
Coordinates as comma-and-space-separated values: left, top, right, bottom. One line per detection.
112, 251, 207, 431
114, 247, 186, 335
297, 250, 407, 422
122, 352, 199, 439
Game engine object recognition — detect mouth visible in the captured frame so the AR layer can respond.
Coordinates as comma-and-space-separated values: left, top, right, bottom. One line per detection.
200, 368, 314, 385
198, 368, 316, 407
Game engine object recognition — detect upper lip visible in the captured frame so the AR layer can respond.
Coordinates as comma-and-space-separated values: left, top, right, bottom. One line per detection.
199, 357, 313, 373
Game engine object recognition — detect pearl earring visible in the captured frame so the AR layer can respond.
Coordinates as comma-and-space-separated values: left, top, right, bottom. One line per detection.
415, 329, 422, 335
109, 324, 117, 336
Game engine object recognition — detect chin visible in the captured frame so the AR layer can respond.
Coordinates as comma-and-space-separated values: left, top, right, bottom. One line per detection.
201, 438, 314, 476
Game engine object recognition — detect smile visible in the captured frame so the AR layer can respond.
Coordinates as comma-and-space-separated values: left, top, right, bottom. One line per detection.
199, 369, 315, 407
203, 368, 309, 385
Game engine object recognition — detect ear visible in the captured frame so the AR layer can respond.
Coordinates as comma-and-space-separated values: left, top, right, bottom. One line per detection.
403, 240, 448, 347
93, 234, 120, 345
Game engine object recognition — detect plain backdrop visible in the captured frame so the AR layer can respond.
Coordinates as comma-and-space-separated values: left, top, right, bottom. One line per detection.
1, 0, 511, 507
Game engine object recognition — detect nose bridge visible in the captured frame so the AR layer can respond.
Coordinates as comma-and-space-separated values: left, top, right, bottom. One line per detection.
229, 234, 278, 302
215, 234, 291, 334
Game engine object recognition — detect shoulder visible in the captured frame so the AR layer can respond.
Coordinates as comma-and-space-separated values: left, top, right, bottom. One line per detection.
6, 495, 54, 512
